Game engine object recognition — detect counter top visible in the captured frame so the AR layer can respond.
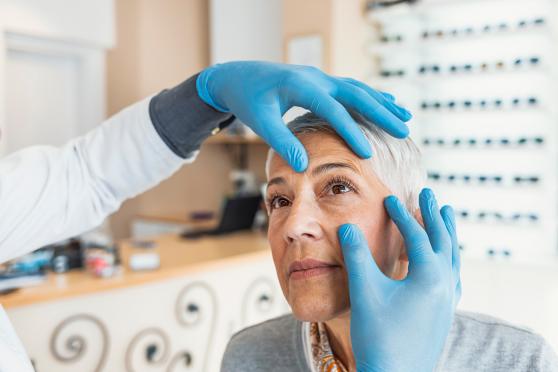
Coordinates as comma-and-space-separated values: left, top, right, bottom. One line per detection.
0, 231, 271, 308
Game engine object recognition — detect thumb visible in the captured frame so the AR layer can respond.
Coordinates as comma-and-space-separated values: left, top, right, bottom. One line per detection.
338, 224, 388, 294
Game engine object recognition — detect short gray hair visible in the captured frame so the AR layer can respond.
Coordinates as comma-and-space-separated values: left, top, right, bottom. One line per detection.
265, 112, 425, 211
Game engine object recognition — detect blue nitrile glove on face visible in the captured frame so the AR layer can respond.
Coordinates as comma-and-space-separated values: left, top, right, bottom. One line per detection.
338, 188, 462, 372
196, 61, 412, 172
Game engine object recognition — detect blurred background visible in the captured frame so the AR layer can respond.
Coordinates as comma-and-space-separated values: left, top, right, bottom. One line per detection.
0, 0, 557, 371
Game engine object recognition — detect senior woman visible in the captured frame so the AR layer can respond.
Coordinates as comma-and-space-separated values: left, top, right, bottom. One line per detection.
221, 113, 558, 371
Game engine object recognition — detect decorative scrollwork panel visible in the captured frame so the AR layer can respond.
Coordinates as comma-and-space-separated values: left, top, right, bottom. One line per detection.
49, 314, 109, 372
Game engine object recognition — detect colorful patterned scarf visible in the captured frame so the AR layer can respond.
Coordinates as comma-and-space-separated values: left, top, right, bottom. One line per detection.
309, 322, 348, 372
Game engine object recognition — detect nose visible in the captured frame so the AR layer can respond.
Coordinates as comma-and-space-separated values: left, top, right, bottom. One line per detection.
282, 198, 323, 244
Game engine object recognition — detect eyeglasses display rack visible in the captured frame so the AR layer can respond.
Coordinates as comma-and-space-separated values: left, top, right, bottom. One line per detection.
367, 0, 558, 264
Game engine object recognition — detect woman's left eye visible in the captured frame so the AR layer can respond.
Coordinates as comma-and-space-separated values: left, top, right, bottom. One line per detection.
325, 178, 355, 196
331, 183, 351, 194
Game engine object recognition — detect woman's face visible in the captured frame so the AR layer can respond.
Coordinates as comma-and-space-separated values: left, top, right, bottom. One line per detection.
266, 131, 408, 322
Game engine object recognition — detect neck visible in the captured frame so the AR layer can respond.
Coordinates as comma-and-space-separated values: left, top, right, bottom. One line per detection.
324, 311, 356, 370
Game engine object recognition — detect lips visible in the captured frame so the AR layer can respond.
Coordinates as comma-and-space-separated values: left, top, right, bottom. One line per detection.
288, 258, 340, 280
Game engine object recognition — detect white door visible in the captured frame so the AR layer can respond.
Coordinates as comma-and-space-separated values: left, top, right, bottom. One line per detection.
1, 33, 106, 156
5, 45, 80, 153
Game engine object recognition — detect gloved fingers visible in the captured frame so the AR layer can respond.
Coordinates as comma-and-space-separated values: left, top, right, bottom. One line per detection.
252, 110, 309, 172
380, 91, 396, 102
440, 205, 461, 281
336, 82, 410, 139
338, 223, 389, 293
339, 77, 412, 123
419, 188, 452, 261
454, 278, 463, 308
384, 195, 435, 267
294, 90, 373, 158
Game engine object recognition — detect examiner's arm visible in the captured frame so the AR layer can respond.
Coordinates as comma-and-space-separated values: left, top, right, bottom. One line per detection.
0, 74, 231, 263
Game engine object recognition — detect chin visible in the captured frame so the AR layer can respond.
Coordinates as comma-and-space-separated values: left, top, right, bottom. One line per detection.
289, 294, 349, 322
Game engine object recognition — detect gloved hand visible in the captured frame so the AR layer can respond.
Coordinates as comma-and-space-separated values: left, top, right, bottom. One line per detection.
197, 61, 412, 172
338, 188, 461, 372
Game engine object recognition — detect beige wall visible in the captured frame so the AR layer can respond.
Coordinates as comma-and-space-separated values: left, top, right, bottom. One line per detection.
283, 0, 333, 72
106, 0, 262, 239
282, 0, 368, 77
331, 0, 370, 80
107, 0, 210, 115
106, 0, 141, 117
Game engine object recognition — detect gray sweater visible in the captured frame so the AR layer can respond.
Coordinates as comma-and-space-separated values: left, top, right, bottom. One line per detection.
221, 311, 558, 372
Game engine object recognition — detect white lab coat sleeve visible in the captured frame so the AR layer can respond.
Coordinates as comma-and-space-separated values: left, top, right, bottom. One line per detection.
0, 97, 193, 263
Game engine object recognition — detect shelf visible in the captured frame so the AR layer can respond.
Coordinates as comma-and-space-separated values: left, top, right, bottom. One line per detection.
372, 67, 550, 82
367, 28, 553, 56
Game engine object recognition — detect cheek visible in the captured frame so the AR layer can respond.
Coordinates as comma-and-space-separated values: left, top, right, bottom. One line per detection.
318, 194, 372, 227
365, 217, 406, 277
268, 220, 284, 263
267, 217, 289, 289
340, 200, 395, 269
317, 195, 389, 261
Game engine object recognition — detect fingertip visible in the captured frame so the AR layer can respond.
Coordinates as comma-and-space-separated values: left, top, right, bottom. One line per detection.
419, 188, 429, 202
384, 196, 399, 218
423, 187, 440, 206
419, 188, 436, 208
441, 204, 454, 216
285, 144, 308, 172
441, 205, 456, 231
345, 129, 373, 159
384, 195, 414, 226
381, 91, 396, 101
399, 107, 413, 121
421, 187, 433, 196
352, 134, 373, 159
383, 195, 400, 209
338, 223, 364, 247
377, 107, 410, 138
294, 158, 308, 172
337, 223, 385, 285
387, 103, 413, 124
393, 122, 410, 138
356, 141, 373, 159
338, 223, 352, 241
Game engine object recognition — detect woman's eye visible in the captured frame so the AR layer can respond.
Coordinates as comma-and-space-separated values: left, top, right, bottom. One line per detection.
271, 196, 290, 209
331, 184, 351, 194
326, 180, 356, 196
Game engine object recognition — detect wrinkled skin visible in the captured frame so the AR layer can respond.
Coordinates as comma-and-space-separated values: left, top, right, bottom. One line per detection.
266, 132, 461, 371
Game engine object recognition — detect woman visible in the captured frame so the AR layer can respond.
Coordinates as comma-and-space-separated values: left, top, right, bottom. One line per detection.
221, 113, 558, 371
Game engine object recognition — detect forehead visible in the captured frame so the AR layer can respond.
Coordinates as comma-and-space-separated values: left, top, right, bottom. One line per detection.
267, 131, 369, 179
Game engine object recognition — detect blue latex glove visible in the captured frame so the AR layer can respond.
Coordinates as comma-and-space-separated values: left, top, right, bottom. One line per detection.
197, 61, 412, 172
338, 188, 461, 372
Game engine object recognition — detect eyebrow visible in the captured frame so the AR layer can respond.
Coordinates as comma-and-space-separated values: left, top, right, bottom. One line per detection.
267, 177, 286, 188
311, 162, 359, 177
267, 162, 359, 189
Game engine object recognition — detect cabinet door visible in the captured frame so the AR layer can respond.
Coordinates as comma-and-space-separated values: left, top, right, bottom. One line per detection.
6, 253, 289, 372
1, 34, 105, 156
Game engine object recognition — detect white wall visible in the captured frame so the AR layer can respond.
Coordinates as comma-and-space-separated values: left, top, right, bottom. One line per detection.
0, 0, 114, 48
209, 0, 283, 64
460, 259, 558, 350
0, 0, 115, 156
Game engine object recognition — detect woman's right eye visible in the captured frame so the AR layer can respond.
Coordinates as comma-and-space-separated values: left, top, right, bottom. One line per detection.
270, 196, 291, 210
